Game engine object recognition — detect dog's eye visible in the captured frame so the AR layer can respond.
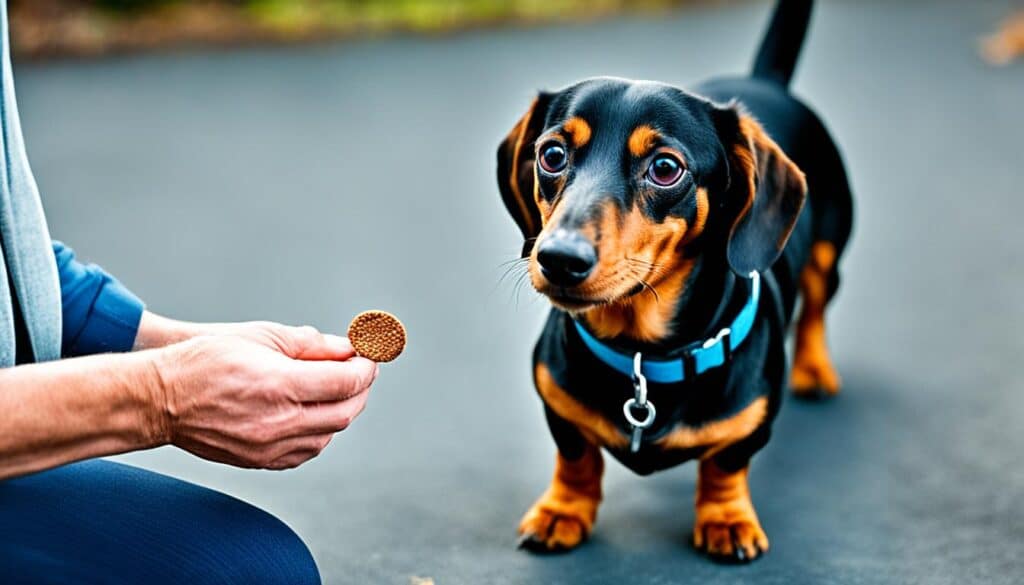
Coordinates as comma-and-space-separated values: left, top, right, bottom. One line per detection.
647, 154, 684, 187
538, 142, 568, 174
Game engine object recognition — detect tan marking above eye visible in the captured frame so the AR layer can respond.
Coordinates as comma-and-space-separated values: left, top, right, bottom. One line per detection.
628, 125, 660, 158
563, 117, 592, 148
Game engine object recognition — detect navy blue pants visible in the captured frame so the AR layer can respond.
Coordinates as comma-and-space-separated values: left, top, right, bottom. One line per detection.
0, 460, 320, 584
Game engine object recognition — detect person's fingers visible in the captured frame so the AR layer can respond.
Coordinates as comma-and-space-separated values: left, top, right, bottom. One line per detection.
265, 449, 320, 470
176, 439, 260, 469
286, 357, 379, 402
292, 332, 356, 361
298, 390, 371, 434
261, 324, 356, 361
262, 434, 334, 470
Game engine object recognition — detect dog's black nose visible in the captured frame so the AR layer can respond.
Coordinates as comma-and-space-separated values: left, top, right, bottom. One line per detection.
537, 230, 597, 286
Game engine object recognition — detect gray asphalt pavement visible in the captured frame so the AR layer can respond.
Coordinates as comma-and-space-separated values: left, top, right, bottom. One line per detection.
14, 0, 1024, 583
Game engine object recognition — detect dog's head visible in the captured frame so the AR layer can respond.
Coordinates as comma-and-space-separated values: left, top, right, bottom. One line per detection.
497, 78, 806, 340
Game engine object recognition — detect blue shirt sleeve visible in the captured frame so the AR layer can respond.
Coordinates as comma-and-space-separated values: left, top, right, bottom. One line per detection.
54, 241, 145, 357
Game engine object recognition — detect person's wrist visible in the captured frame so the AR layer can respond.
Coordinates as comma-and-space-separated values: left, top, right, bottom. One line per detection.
134, 347, 177, 448
134, 312, 205, 350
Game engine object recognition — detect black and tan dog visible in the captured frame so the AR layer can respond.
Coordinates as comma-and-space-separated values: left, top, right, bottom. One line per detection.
496, 0, 852, 563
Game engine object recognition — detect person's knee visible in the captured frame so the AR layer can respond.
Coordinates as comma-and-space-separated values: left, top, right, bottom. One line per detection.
244, 507, 321, 585
111, 462, 322, 585
0, 460, 321, 585
103, 462, 321, 585
199, 499, 321, 585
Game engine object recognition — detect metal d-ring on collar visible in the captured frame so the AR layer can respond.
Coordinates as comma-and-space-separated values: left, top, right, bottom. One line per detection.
623, 327, 735, 453
625, 352, 657, 453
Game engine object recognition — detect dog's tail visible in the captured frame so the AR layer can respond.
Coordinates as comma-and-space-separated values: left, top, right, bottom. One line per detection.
751, 0, 814, 87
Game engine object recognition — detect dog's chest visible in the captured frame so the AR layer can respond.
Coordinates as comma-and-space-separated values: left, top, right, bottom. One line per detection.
537, 346, 766, 473
533, 310, 773, 472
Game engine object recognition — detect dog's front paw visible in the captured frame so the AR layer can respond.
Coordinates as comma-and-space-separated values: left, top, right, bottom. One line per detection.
517, 498, 595, 553
693, 502, 769, 563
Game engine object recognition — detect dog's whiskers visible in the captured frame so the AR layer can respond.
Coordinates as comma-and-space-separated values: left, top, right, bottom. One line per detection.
629, 270, 660, 304
488, 255, 532, 306
497, 257, 530, 287
510, 266, 534, 310
626, 257, 672, 283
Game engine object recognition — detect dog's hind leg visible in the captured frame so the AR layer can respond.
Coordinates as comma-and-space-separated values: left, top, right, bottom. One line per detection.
790, 240, 842, 396
788, 114, 853, 398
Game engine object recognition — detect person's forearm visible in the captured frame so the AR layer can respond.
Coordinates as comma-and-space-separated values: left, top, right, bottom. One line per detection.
132, 311, 211, 350
0, 351, 167, 480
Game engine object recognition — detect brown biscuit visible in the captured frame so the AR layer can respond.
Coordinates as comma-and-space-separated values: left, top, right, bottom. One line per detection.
347, 310, 406, 362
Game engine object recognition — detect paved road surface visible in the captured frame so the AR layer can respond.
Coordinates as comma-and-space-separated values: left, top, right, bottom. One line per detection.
15, 0, 1024, 583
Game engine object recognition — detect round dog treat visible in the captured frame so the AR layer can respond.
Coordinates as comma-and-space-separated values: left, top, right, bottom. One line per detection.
347, 310, 406, 362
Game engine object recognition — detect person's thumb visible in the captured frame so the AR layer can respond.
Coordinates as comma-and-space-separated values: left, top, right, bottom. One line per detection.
272, 325, 356, 361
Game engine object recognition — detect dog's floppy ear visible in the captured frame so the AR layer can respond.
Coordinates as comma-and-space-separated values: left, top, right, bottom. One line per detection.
497, 93, 553, 257
714, 104, 807, 275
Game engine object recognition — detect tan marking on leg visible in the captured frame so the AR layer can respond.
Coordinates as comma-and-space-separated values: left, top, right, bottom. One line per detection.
791, 241, 842, 396
519, 443, 604, 552
693, 460, 769, 561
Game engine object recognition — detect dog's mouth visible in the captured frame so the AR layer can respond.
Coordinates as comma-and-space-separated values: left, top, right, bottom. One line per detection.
543, 290, 609, 311
534, 273, 646, 313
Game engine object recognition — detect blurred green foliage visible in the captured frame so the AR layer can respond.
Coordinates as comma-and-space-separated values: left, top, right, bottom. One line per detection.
94, 0, 162, 10
33, 0, 680, 24
9, 0, 689, 58
248, 0, 678, 31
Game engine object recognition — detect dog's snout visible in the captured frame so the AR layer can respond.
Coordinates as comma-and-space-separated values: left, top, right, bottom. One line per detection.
537, 230, 597, 287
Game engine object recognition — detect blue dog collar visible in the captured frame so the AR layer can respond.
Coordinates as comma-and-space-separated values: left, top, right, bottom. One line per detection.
572, 272, 761, 385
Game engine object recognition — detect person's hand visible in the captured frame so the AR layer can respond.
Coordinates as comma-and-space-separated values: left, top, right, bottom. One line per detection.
150, 324, 378, 470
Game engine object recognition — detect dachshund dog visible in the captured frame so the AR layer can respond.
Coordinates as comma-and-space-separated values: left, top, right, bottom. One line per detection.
496, 0, 853, 563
